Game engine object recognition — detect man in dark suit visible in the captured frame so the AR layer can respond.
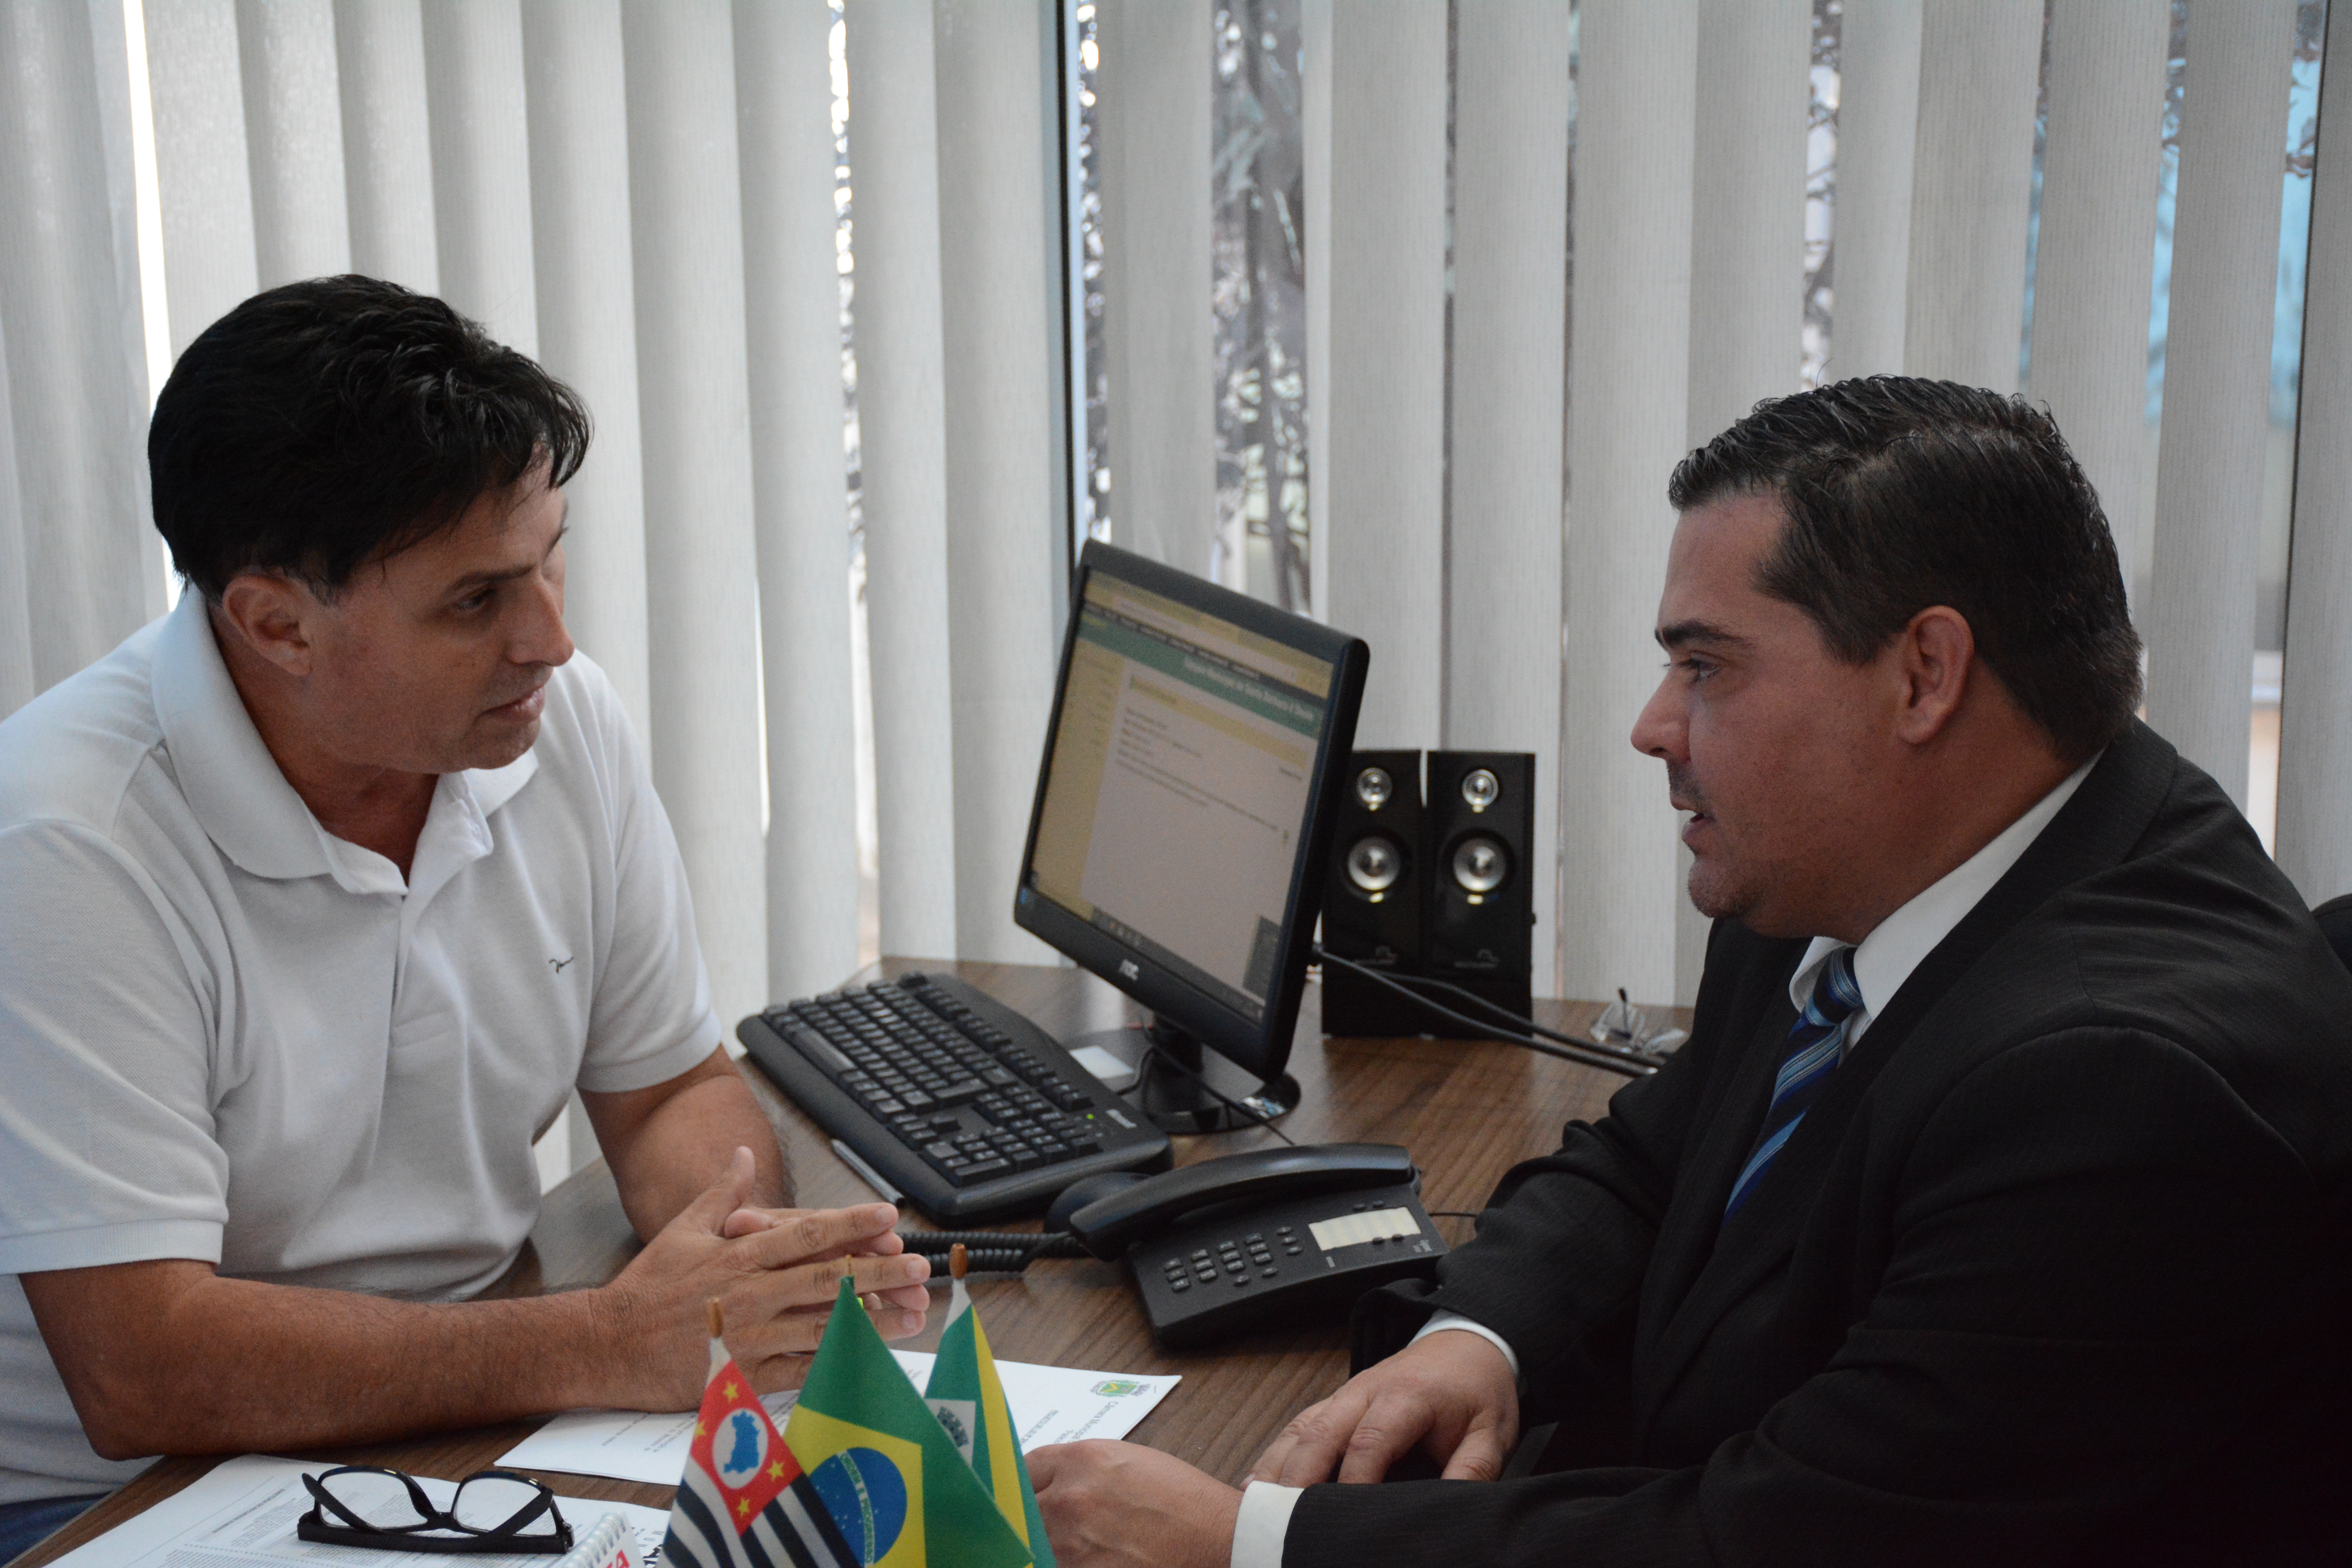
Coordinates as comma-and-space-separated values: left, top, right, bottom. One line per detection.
1028, 378, 2352, 1566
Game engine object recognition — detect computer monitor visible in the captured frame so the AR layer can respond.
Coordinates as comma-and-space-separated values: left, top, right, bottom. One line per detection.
1014, 541, 1368, 1133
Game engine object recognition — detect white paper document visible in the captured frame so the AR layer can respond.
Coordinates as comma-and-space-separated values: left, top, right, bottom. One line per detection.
51, 1454, 669, 1568
497, 1350, 1180, 1486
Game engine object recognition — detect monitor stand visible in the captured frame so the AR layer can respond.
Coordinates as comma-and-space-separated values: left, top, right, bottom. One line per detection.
1061, 1017, 1300, 1137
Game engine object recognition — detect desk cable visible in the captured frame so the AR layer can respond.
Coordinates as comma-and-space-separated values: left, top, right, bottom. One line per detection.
1311, 949, 1659, 1079
1134, 1038, 1298, 1145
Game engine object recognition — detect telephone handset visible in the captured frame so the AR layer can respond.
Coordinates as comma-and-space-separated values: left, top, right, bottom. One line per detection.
1053, 1143, 1446, 1348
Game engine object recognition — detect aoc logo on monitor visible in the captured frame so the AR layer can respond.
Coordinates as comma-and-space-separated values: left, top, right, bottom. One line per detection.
1120, 959, 1140, 980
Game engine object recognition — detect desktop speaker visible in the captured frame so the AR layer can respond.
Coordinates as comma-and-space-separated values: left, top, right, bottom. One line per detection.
1419, 751, 1535, 1029
1319, 750, 1425, 1036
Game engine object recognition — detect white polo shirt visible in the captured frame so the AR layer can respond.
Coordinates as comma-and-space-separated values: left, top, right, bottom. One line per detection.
0, 592, 723, 1503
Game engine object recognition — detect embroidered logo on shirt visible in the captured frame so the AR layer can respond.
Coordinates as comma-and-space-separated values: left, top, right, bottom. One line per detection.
550, 955, 575, 973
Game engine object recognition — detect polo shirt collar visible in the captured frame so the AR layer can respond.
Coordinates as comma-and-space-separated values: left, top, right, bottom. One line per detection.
467, 745, 538, 818
152, 593, 343, 883
149, 592, 541, 892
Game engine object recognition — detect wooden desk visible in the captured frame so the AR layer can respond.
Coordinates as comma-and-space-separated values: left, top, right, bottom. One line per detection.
23, 961, 1676, 1566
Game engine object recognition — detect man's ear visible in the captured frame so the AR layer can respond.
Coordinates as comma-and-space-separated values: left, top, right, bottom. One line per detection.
214, 574, 321, 677
1893, 605, 1974, 745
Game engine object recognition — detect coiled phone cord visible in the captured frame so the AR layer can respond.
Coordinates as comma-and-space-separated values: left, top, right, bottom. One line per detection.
894, 1229, 1090, 1273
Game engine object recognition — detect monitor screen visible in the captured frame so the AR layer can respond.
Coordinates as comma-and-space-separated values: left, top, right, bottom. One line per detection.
1015, 543, 1366, 1087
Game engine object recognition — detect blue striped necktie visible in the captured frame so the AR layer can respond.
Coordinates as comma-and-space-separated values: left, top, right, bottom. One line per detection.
1723, 946, 1864, 1221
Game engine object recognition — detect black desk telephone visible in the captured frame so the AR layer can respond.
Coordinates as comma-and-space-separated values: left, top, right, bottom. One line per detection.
1049, 1143, 1447, 1348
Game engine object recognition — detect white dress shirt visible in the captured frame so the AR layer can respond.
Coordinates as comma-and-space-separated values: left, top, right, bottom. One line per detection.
1229, 756, 2097, 1567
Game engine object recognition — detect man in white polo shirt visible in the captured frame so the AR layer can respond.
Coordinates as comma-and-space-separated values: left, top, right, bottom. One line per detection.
0, 277, 927, 1557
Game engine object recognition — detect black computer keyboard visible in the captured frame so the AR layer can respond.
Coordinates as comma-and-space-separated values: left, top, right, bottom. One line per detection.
737, 971, 1173, 1223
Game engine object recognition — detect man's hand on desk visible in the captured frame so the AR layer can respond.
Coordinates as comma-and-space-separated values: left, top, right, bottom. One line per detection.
598, 1147, 931, 1407
1025, 1333, 1519, 1568
1028, 1440, 1242, 1568
1249, 1328, 1519, 1486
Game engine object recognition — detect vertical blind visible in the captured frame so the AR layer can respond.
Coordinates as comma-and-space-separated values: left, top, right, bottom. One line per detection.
1098, 0, 2348, 1010
2, 0, 2347, 1107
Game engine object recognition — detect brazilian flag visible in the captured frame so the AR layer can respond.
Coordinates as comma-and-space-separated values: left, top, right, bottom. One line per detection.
924, 1275, 1054, 1566
783, 1279, 1035, 1568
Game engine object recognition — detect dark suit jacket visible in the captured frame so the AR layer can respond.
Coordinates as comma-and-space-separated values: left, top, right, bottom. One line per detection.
1287, 723, 2352, 1566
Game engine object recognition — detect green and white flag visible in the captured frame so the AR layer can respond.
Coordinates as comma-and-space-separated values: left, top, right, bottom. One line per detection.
922, 1271, 1055, 1567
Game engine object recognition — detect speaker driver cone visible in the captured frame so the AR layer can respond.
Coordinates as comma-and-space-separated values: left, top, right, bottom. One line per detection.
1452, 835, 1508, 893
1346, 835, 1403, 894
1355, 767, 1394, 809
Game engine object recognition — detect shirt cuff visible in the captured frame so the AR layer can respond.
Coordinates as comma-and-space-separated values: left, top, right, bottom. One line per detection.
1230, 1480, 1303, 1568
1410, 1309, 1522, 1383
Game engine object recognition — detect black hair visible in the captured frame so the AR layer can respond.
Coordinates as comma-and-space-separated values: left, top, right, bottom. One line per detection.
1667, 376, 2142, 762
149, 275, 590, 603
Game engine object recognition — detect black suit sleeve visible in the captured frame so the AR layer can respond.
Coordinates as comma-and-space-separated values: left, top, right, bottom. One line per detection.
1286, 1028, 2337, 1568
1408, 1041, 1696, 1424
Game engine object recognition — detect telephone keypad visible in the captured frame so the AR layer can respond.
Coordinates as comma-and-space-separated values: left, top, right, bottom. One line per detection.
1162, 1231, 1305, 1292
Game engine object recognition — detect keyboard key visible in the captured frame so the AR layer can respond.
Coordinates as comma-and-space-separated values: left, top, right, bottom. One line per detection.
954, 1158, 1010, 1181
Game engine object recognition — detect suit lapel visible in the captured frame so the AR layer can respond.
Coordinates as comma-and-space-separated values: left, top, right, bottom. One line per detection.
1633, 723, 2181, 1428
1631, 986, 1798, 1373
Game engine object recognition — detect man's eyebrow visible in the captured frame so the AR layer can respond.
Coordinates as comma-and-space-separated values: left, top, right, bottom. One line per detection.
1654, 619, 1750, 651
444, 519, 568, 595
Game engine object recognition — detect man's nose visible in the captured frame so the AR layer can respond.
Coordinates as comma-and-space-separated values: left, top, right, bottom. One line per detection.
516, 572, 575, 668
1630, 671, 1686, 762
